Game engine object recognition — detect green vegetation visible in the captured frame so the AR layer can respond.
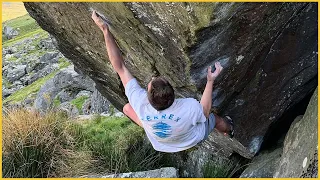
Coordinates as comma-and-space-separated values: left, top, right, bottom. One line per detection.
6, 56, 18, 61
4, 61, 70, 104
2, 109, 168, 177
109, 104, 115, 115
2, 79, 12, 88
71, 96, 89, 113
53, 96, 61, 107
70, 115, 166, 174
3, 29, 46, 48
203, 157, 242, 178
4, 71, 57, 104
58, 58, 71, 68
2, 109, 82, 177
2, 14, 42, 45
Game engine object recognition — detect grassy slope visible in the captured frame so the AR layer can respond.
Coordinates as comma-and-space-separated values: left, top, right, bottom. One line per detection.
2, 14, 46, 46
3, 60, 71, 104
2, 14, 71, 103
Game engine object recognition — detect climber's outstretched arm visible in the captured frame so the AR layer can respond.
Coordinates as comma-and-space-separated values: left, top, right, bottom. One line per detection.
200, 62, 223, 118
91, 11, 133, 88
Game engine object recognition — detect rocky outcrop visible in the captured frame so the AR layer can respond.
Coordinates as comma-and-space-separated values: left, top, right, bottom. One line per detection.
6, 64, 27, 83
34, 65, 95, 112
89, 89, 111, 114
24, 2, 318, 153
2, 34, 61, 98
80, 167, 178, 178
3, 26, 18, 39
240, 147, 282, 178
274, 88, 318, 178
58, 101, 79, 117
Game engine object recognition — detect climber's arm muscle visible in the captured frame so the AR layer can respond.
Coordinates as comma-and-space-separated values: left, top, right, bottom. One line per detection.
117, 65, 134, 88
92, 11, 134, 88
102, 29, 133, 87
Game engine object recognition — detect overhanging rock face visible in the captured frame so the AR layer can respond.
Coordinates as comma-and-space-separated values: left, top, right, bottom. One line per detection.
24, 2, 318, 153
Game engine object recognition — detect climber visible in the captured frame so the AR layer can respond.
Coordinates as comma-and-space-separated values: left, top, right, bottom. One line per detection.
92, 11, 234, 153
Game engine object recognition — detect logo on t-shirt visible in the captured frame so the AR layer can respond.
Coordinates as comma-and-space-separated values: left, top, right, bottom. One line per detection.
152, 121, 172, 138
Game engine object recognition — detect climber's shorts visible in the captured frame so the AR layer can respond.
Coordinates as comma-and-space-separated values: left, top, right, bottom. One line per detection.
203, 113, 216, 140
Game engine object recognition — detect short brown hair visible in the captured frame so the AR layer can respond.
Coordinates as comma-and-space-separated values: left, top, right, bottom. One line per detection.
148, 77, 175, 111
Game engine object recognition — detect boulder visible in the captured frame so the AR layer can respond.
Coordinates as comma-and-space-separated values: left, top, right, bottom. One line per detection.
6, 64, 27, 83
27, 61, 46, 73
12, 80, 23, 86
58, 102, 79, 117
13, 53, 22, 59
26, 62, 40, 74
56, 89, 79, 103
29, 63, 59, 84
2, 88, 16, 98
114, 112, 124, 117
3, 46, 18, 55
81, 98, 92, 115
25, 2, 318, 154
274, 88, 318, 178
39, 38, 56, 49
240, 147, 282, 178
76, 90, 92, 98
4, 54, 14, 60
90, 89, 110, 114
80, 167, 178, 178
39, 52, 59, 63
3, 26, 19, 39
2, 65, 9, 77
34, 65, 95, 112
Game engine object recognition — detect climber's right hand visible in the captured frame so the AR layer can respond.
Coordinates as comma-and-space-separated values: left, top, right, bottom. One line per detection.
207, 62, 223, 82
91, 11, 109, 32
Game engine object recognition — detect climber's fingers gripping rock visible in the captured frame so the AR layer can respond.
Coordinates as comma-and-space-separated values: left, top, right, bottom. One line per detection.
207, 62, 223, 82
91, 11, 109, 32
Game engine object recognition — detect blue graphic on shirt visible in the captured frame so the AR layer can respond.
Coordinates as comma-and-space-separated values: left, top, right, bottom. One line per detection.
153, 122, 172, 138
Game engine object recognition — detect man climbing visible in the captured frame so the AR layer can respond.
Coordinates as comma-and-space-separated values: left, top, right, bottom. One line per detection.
92, 11, 233, 153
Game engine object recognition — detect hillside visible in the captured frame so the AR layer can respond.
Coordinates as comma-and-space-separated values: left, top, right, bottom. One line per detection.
2, 2, 28, 22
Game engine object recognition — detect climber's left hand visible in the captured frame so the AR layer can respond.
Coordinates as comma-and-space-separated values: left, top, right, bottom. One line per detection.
91, 11, 109, 32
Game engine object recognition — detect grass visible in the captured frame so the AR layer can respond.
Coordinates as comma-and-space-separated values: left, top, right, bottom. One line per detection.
2, 14, 42, 44
3, 70, 57, 104
203, 157, 242, 178
70, 96, 89, 113
53, 96, 61, 107
3, 61, 71, 104
2, 109, 169, 177
6, 56, 18, 61
2, 109, 86, 177
70, 115, 166, 174
2, 78, 12, 88
3, 28, 46, 48
109, 104, 115, 115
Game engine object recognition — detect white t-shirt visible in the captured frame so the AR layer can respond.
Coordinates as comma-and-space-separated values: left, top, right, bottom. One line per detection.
125, 78, 206, 152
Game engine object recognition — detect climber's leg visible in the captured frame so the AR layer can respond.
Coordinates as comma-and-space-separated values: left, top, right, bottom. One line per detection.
214, 114, 230, 133
123, 103, 143, 127
203, 113, 233, 140
214, 114, 234, 137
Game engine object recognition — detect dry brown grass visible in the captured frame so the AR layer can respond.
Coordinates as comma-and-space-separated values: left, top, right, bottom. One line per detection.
2, 109, 167, 177
2, 2, 28, 22
2, 108, 93, 177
